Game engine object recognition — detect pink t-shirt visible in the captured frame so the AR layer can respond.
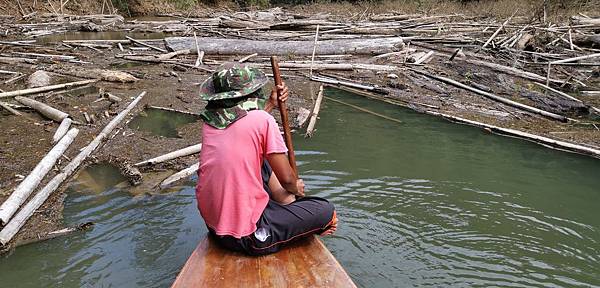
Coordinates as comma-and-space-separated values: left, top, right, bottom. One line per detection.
196, 110, 288, 238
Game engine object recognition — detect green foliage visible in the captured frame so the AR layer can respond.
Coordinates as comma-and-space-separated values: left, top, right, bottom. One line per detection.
111, 0, 131, 16
171, 0, 200, 9
234, 0, 270, 8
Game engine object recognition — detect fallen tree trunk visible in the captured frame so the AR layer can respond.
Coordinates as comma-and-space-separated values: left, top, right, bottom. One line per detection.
0, 79, 98, 99
53, 118, 72, 143
134, 143, 202, 166
164, 37, 405, 55
427, 111, 600, 159
0, 91, 146, 246
15, 96, 69, 122
158, 163, 200, 189
305, 85, 324, 138
0, 128, 79, 226
410, 68, 568, 122
264, 62, 398, 71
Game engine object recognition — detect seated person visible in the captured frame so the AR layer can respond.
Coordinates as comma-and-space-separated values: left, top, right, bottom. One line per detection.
196, 62, 337, 255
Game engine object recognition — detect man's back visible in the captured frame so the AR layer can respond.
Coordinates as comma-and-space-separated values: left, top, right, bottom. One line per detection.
196, 110, 287, 238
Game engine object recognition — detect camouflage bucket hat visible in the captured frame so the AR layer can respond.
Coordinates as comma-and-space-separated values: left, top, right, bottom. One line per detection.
199, 62, 268, 101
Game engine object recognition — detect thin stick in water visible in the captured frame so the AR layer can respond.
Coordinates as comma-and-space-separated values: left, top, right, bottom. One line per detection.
324, 96, 402, 125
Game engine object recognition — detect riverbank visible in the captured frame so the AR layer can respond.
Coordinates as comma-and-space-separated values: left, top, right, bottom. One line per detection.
1, 5, 599, 253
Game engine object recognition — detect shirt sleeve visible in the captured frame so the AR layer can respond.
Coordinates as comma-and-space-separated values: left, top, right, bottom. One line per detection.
264, 114, 288, 155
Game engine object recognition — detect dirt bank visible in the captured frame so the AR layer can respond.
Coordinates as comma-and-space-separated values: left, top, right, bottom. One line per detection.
1, 4, 599, 253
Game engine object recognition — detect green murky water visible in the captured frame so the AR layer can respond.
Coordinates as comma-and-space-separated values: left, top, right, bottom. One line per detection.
128, 108, 199, 138
0, 88, 599, 287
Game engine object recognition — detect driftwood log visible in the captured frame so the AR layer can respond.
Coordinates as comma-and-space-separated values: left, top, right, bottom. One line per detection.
0, 91, 146, 246
0, 79, 99, 99
15, 96, 69, 122
134, 144, 202, 166
0, 128, 79, 226
164, 37, 404, 55
53, 118, 73, 143
159, 163, 200, 189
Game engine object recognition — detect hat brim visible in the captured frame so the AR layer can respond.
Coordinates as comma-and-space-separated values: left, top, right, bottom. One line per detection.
199, 69, 269, 101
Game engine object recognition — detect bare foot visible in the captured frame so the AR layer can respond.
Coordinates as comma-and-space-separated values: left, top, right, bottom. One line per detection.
320, 211, 338, 236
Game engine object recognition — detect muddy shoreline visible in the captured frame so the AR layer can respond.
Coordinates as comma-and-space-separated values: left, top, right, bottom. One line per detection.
1, 8, 599, 252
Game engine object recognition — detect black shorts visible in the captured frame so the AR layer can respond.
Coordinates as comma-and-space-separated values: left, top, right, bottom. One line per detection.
208, 162, 335, 256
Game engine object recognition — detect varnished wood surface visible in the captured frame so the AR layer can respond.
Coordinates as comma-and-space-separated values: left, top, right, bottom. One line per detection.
171, 234, 356, 288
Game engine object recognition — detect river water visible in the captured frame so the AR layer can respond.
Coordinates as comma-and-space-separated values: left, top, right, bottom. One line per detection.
1, 88, 599, 287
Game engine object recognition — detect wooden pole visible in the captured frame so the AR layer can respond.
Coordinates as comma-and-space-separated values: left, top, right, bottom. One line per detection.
270, 56, 298, 176
305, 85, 324, 138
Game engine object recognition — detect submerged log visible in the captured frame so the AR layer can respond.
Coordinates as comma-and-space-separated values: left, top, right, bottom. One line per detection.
134, 144, 202, 166
15, 96, 69, 122
164, 37, 405, 55
10, 222, 94, 249
0, 92, 146, 246
0, 128, 79, 226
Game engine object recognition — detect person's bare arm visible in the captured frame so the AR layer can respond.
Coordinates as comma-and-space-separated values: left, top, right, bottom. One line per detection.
266, 153, 305, 197
264, 84, 289, 113
267, 172, 296, 205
